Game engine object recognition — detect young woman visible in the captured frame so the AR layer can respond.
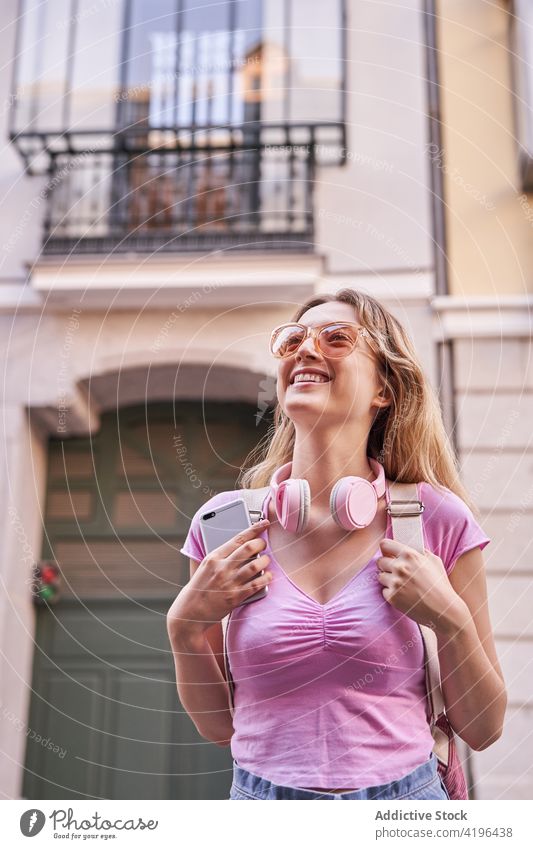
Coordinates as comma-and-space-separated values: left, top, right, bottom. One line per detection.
167, 288, 506, 800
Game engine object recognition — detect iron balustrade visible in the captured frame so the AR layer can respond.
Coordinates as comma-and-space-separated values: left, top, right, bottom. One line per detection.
41, 132, 315, 254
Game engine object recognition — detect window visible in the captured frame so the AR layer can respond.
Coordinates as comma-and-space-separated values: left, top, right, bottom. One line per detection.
11, 0, 345, 149
510, 0, 533, 189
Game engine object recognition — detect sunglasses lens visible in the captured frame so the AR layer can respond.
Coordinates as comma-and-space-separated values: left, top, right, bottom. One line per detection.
270, 322, 362, 358
271, 325, 306, 358
318, 324, 359, 357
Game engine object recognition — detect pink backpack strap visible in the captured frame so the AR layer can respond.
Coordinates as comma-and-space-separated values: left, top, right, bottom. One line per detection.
387, 479, 449, 765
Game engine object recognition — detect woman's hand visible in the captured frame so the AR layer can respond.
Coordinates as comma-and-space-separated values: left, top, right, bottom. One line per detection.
168, 519, 273, 636
376, 538, 468, 631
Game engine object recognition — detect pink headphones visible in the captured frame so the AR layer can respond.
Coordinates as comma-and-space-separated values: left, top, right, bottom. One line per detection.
269, 457, 386, 533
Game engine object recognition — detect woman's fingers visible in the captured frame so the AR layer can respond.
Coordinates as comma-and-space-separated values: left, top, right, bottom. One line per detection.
225, 535, 268, 568
235, 568, 273, 600
377, 555, 396, 572
376, 569, 393, 585
237, 553, 271, 582
214, 518, 270, 560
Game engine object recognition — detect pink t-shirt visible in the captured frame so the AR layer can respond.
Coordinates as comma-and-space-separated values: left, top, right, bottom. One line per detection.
180, 480, 490, 789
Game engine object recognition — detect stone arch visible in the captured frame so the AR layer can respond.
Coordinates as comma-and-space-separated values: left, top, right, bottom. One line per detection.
28, 355, 276, 438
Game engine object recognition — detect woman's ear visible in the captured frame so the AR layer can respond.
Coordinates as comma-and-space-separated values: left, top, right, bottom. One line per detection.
372, 386, 392, 411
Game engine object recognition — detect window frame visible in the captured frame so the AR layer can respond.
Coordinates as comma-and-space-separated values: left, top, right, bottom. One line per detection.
510, 0, 533, 190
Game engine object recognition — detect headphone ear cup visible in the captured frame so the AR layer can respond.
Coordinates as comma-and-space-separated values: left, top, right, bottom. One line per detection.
275, 478, 310, 533
330, 477, 378, 531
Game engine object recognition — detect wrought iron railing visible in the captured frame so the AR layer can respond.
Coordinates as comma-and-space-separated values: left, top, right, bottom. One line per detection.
41, 129, 315, 255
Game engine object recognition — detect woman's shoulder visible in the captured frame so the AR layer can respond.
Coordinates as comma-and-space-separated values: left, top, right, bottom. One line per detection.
415, 481, 490, 574
387, 478, 472, 523
195, 488, 243, 511
417, 480, 473, 520
187, 489, 249, 526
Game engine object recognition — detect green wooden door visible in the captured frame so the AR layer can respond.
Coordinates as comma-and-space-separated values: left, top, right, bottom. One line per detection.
23, 401, 271, 799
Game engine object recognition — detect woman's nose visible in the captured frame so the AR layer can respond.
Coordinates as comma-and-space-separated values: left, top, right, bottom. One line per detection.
296, 333, 320, 358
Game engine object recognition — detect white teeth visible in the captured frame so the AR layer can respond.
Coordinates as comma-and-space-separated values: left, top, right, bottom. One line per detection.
292, 373, 329, 384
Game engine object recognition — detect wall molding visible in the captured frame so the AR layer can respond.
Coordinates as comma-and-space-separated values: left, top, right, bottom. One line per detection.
432, 295, 533, 339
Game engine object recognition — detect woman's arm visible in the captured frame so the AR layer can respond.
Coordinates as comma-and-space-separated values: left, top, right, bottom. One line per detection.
434, 546, 507, 751
378, 538, 507, 751
167, 522, 272, 746
167, 559, 234, 746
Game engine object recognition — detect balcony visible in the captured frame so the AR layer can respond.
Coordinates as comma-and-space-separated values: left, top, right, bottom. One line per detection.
41, 127, 316, 255
11, 0, 345, 255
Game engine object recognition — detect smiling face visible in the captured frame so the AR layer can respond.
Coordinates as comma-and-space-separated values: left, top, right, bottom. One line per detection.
276, 301, 389, 431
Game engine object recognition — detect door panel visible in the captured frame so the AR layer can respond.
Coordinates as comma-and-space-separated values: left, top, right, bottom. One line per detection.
24, 401, 271, 799
23, 601, 233, 799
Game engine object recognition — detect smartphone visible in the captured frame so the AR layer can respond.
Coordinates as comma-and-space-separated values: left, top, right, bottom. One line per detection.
199, 498, 268, 605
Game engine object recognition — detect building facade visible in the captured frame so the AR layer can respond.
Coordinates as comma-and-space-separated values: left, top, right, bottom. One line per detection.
0, 0, 529, 799
434, 0, 533, 800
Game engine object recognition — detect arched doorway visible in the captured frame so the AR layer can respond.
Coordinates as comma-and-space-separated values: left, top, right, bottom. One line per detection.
23, 400, 271, 799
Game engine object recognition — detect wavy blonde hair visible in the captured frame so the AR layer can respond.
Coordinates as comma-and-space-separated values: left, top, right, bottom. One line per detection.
237, 288, 479, 516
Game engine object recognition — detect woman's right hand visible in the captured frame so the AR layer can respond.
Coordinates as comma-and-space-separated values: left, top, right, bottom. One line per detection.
168, 518, 273, 634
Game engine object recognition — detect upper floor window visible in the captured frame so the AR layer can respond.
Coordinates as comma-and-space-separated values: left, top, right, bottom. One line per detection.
11, 0, 345, 160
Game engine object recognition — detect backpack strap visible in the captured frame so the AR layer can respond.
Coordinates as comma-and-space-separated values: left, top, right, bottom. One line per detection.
221, 487, 270, 718
387, 480, 449, 765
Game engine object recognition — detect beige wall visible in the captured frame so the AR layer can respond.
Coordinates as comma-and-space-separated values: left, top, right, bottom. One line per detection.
316, 0, 433, 277
0, 406, 46, 799
437, 0, 533, 296
435, 1, 533, 798
452, 326, 533, 799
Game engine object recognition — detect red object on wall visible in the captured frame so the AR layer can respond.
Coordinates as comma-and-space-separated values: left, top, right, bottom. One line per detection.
33, 561, 61, 605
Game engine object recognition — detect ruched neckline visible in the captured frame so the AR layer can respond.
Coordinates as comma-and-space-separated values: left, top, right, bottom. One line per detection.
259, 485, 392, 608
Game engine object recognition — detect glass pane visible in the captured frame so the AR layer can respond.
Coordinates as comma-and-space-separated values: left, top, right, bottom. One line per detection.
176, 0, 231, 127
12, 0, 41, 131
124, 0, 178, 128
260, 0, 287, 123
232, 0, 262, 125
289, 0, 343, 122
69, 0, 124, 130
15, 0, 71, 131
37, 0, 71, 129
513, 0, 533, 154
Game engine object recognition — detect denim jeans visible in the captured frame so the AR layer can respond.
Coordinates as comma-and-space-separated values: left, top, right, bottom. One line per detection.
229, 752, 450, 800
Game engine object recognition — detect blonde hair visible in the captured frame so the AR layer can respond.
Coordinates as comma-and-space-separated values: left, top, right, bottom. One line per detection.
237, 288, 479, 516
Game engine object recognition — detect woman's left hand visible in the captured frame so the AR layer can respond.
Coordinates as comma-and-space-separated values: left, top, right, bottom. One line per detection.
376, 538, 465, 630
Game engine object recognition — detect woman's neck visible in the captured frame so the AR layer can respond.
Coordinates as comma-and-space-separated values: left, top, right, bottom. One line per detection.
289, 438, 377, 512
